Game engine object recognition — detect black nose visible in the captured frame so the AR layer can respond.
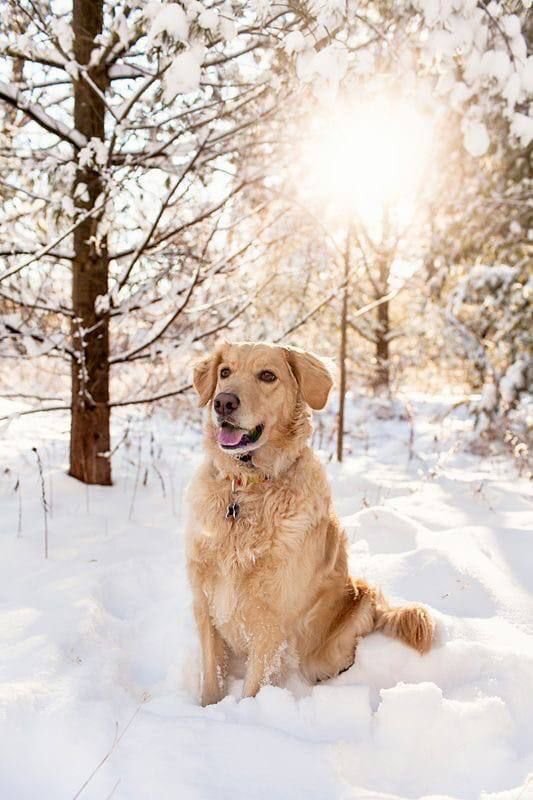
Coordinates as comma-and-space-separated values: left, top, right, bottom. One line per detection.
214, 392, 240, 417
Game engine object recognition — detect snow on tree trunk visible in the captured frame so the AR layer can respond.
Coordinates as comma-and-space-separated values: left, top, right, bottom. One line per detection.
69, 0, 111, 485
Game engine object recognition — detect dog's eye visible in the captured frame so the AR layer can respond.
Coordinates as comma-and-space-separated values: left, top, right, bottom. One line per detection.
259, 370, 277, 383
220, 367, 231, 379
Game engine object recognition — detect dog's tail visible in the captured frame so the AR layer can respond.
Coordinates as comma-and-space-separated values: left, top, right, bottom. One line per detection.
373, 594, 434, 654
302, 580, 434, 683
349, 579, 434, 654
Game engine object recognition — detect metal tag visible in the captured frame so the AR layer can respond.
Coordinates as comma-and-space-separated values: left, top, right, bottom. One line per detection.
226, 502, 240, 520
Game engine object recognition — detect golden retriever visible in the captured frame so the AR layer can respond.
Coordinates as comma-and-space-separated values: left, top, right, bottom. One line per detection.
186, 341, 434, 706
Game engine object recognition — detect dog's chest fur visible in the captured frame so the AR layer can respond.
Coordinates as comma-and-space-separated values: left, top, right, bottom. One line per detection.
193, 471, 309, 569
187, 451, 331, 652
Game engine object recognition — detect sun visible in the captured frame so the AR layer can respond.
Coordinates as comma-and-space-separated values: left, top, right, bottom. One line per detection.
300, 95, 435, 235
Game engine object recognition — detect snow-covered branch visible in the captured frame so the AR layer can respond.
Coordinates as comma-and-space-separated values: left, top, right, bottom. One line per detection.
110, 265, 202, 364
0, 80, 86, 148
0, 197, 106, 282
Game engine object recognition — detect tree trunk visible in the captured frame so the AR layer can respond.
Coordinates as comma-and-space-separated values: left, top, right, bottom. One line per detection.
69, 0, 111, 485
336, 228, 350, 462
374, 293, 390, 391
373, 250, 390, 394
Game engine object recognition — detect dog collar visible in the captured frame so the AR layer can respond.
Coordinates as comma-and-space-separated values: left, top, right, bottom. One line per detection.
224, 471, 270, 521
232, 473, 267, 488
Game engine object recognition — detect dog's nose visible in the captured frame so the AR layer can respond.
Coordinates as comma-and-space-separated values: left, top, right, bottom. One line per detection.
214, 392, 240, 417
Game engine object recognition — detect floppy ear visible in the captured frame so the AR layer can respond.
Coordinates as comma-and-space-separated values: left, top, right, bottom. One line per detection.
192, 349, 222, 407
284, 346, 333, 411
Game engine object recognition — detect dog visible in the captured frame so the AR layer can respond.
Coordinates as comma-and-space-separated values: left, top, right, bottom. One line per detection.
186, 341, 434, 706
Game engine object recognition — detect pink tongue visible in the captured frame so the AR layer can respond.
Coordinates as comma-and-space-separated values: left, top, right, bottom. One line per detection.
217, 426, 244, 446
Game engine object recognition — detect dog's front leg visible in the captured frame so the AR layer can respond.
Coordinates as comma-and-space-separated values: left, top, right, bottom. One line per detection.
242, 627, 287, 698
192, 592, 227, 706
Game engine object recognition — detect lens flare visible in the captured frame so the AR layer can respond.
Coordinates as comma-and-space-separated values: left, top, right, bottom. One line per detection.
300, 96, 434, 234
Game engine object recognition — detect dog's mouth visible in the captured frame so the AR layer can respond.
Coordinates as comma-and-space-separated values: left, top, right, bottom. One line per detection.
216, 421, 264, 450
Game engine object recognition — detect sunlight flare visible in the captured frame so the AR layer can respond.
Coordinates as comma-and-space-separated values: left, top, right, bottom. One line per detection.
302, 96, 435, 232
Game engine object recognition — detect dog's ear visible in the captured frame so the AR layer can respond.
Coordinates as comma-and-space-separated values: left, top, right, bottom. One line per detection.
284, 346, 333, 410
192, 348, 222, 407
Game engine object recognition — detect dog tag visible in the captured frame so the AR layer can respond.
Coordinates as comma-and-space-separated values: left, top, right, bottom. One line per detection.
226, 502, 240, 520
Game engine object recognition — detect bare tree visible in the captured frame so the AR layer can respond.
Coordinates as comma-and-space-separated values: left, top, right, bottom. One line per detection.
347, 213, 403, 394
0, 0, 348, 483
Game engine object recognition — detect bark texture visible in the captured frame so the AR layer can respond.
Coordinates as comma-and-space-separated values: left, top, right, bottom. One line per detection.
373, 251, 390, 393
69, 0, 111, 484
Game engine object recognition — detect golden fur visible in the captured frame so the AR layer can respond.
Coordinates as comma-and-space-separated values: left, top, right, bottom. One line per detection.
186, 341, 434, 706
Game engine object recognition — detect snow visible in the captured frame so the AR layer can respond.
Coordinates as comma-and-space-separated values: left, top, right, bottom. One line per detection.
284, 30, 306, 55
163, 45, 205, 101
78, 138, 108, 169
502, 14, 522, 38
510, 33, 528, 63
146, 2, 190, 47
115, 13, 132, 50
51, 18, 74, 54
0, 80, 87, 149
219, 16, 237, 43
197, 8, 219, 34
1, 395, 532, 800
413, 0, 529, 142
486, 1, 502, 18
61, 196, 76, 217
94, 293, 111, 315
500, 360, 528, 405
511, 112, 533, 148
463, 119, 490, 156
521, 57, 533, 93
480, 381, 498, 412
297, 44, 348, 92
503, 72, 521, 111
452, 264, 521, 313
480, 50, 511, 84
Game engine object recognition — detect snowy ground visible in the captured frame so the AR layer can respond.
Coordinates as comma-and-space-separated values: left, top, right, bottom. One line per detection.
0, 395, 532, 800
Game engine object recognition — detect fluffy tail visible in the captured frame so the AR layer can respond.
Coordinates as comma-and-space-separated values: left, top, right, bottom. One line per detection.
374, 601, 434, 654
302, 581, 434, 683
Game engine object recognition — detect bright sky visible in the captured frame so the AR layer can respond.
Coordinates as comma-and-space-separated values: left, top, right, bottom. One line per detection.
300, 95, 435, 238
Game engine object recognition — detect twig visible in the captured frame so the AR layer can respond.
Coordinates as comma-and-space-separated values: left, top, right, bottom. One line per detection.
110, 264, 202, 363
72, 699, 147, 800
0, 405, 70, 422
276, 281, 402, 341
152, 463, 166, 498
31, 447, 48, 558
0, 392, 65, 402
110, 385, 192, 408
114, 138, 209, 293
0, 197, 107, 282
104, 779, 121, 800
431, 398, 469, 423
15, 476, 22, 536
0, 80, 87, 149
128, 438, 143, 521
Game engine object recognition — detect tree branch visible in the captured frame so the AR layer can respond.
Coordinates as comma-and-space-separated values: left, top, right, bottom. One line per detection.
347, 319, 377, 343
0, 81, 86, 149
114, 137, 209, 292
109, 385, 192, 407
110, 264, 202, 364
0, 195, 106, 282
0, 405, 71, 422
110, 178, 254, 262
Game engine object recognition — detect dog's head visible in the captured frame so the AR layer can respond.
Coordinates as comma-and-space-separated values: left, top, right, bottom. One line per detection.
192, 341, 333, 463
